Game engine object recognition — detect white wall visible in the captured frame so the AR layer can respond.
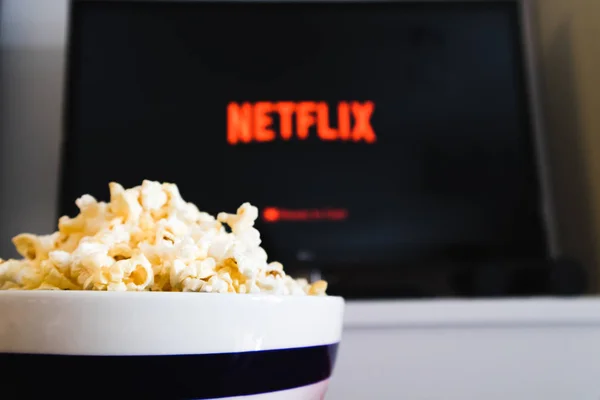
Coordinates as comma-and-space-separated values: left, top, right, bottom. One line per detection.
0, 0, 68, 257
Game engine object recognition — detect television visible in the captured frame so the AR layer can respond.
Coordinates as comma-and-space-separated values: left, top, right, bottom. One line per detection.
61, 0, 559, 298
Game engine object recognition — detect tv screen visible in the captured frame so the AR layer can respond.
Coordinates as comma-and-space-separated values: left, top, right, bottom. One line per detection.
62, 0, 548, 295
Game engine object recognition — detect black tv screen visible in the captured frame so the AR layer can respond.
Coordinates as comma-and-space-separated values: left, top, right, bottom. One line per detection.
61, 0, 548, 293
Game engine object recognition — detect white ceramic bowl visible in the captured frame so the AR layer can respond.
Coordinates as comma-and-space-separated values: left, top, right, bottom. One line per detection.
0, 291, 344, 399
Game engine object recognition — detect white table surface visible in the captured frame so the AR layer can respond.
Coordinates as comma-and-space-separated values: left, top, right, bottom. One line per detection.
328, 298, 600, 400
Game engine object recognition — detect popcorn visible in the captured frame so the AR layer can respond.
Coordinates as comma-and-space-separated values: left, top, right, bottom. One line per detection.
0, 180, 327, 295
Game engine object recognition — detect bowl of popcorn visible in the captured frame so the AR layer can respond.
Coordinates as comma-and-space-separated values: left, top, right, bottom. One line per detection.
0, 181, 344, 399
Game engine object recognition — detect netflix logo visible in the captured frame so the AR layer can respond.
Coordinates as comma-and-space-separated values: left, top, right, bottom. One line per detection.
226, 101, 376, 145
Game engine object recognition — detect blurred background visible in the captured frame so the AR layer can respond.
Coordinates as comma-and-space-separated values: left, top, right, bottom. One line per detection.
2, 0, 600, 398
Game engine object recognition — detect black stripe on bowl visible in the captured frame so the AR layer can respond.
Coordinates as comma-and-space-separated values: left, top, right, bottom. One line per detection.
0, 343, 338, 399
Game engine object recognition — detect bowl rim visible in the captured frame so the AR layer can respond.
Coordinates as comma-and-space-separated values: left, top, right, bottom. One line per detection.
0, 290, 344, 303
0, 291, 344, 355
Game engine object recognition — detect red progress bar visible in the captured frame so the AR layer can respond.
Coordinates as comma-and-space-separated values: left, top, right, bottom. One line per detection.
261, 207, 348, 223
